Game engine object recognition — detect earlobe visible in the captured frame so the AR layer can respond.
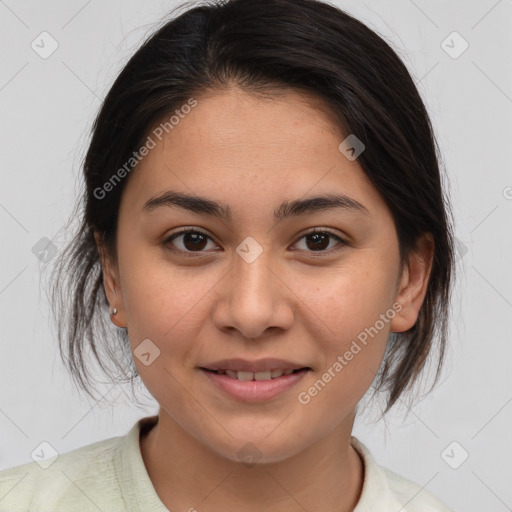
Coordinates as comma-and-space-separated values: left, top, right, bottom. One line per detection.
94, 231, 127, 328
109, 306, 125, 328
390, 233, 434, 333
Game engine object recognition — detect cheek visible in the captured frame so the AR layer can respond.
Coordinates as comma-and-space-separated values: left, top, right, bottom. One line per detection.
307, 259, 397, 340
117, 245, 216, 355
295, 283, 392, 422
300, 256, 398, 388
117, 251, 210, 406
119, 269, 216, 444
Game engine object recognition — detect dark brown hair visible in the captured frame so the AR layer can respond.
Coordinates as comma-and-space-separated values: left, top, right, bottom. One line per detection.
49, 0, 454, 414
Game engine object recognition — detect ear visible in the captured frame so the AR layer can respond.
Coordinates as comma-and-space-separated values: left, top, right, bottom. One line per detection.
390, 233, 434, 333
94, 231, 127, 328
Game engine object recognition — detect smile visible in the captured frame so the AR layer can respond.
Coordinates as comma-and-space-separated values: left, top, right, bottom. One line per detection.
203, 368, 301, 381
200, 367, 310, 403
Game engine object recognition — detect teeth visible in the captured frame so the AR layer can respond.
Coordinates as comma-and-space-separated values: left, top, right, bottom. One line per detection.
254, 371, 272, 381
237, 371, 255, 381
225, 369, 238, 379
216, 368, 299, 381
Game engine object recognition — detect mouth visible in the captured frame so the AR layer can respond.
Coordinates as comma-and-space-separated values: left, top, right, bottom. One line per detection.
200, 367, 309, 381
198, 357, 312, 402
199, 366, 311, 403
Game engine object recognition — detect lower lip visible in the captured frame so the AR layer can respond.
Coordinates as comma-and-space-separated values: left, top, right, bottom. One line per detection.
200, 368, 309, 403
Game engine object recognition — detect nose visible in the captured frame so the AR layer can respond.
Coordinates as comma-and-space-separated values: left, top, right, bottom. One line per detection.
212, 247, 295, 340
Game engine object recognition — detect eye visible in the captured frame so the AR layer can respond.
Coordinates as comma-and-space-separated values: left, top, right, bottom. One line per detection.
163, 229, 219, 255
162, 227, 347, 257
292, 228, 347, 253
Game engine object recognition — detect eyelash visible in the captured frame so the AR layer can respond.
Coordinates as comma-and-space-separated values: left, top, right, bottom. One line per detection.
162, 227, 347, 257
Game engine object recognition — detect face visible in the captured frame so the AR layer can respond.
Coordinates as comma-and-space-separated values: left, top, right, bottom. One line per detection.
97, 86, 431, 463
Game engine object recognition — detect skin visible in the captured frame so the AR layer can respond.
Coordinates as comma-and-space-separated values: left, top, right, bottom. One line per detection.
95, 85, 433, 512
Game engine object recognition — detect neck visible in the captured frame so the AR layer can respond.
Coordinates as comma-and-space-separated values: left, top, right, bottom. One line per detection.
139, 411, 364, 512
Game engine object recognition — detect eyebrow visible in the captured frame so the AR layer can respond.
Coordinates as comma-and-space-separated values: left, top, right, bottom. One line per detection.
142, 190, 369, 222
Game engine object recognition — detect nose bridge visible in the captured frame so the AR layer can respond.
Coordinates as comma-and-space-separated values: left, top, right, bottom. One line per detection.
213, 237, 293, 338
234, 242, 275, 303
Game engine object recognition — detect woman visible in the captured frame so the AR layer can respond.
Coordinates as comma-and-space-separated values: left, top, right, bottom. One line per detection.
0, 0, 455, 510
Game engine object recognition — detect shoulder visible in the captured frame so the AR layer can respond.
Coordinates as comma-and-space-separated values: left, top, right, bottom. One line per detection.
350, 436, 454, 512
381, 465, 454, 511
0, 434, 124, 512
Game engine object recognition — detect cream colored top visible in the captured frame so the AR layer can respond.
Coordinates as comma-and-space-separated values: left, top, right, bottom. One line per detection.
0, 415, 453, 511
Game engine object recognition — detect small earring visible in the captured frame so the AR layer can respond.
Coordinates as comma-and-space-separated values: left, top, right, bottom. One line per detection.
111, 307, 117, 316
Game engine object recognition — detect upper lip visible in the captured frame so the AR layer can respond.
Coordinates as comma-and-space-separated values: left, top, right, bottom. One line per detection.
200, 358, 310, 373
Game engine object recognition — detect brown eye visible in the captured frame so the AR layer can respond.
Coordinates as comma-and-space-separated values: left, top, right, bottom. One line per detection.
163, 227, 347, 257
164, 229, 218, 254
293, 229, 347, 253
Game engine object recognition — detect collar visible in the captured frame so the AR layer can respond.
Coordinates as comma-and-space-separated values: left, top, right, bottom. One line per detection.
350, 436, 404, 511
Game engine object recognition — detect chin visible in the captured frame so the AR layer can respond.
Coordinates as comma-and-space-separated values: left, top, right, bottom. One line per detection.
203, 428, 314, 466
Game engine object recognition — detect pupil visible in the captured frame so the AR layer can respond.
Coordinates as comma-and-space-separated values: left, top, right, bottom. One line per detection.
307, 233, 329, 251
184, 233, 207, 251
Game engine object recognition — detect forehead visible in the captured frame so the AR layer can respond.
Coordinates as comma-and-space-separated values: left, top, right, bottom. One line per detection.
119, 87, 384, 219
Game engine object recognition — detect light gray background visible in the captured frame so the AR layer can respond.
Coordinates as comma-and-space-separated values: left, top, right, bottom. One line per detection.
1, 1, 511, 510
